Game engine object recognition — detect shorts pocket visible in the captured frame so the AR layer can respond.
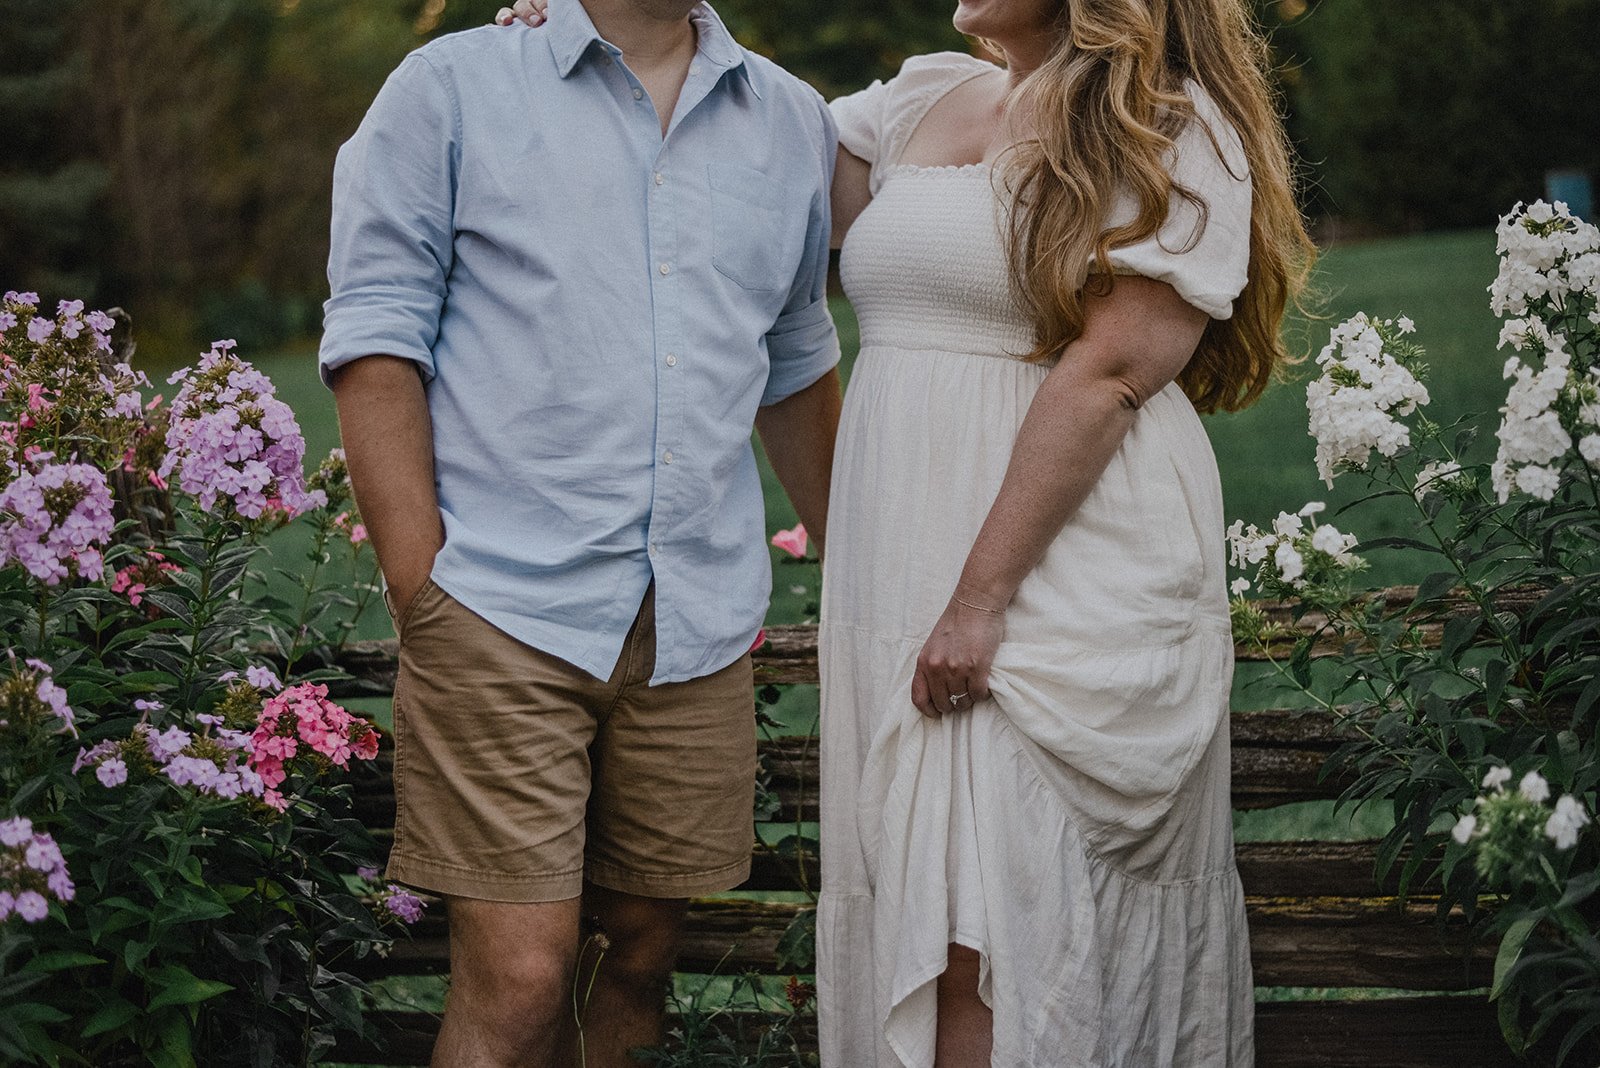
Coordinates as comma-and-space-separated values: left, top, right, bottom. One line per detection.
708, 164, 804, 292
387, 578, 439, 640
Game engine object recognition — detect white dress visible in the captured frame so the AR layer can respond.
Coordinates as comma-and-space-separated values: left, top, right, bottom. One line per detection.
817, 53, 1257, 1067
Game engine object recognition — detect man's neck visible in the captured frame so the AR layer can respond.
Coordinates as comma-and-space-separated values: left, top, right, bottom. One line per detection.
578, 0, 697, 68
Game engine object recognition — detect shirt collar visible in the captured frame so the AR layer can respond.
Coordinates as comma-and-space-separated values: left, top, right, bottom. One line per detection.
547, 0, 759, 99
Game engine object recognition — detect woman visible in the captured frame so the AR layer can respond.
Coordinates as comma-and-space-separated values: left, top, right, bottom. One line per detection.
499, 1, 1312, 1064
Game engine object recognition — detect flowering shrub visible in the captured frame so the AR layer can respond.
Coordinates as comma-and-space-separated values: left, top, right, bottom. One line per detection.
1230, 203, 1599, 1062
0, 294, 414, 1066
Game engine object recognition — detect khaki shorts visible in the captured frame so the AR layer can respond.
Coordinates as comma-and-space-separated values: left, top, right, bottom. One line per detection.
382, 579, 756, 902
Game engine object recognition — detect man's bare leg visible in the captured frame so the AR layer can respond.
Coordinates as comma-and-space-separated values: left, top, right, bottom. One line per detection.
556, 883, 690, 1066
432, 897, 583, 1068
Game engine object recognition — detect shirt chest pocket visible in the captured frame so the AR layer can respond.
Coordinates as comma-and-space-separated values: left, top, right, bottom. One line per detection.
707, 164, 808, 293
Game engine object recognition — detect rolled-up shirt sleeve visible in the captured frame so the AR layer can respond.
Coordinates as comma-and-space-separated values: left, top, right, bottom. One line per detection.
761, 99, 842, 407
319, 52, 458, 387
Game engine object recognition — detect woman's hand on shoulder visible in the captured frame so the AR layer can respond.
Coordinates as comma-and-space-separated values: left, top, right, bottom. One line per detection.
494, 0, 546, 27
912, 594, 1004, 718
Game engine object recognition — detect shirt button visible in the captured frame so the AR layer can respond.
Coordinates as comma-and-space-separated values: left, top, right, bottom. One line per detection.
690, 65, 700, 76
665, 353, 678, 367
649, 542, 660, 556
633, 87, 644, 100
659, 263, 671, 276
663, 451, 675, 464
654, 172, 665, 186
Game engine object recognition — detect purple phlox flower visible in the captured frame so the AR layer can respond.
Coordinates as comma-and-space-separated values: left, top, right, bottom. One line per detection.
0, 817, 33, 847
0, 462, 115, 586
35, 678, 75, 733
217, 671, 239, 683
87, 311, 114, 334
59, 318, 83, 340
357, 866, 380, 882
24, 835, 64, 873
163, 754, 220, 789
96, 758, 128, 788
147, 725, 191, 761
0, 891, 12, 920
3, 291, 38, 307
46, 867, 73, 901
382, 885, 425, 924
134, 698, 164, 713
13, 890, 47, 922
195, 711, 223, 726
72, 740, 117, 773
26, 318, 52, 343
245, 665, 281, 691
57, 300, 84, 319
0, 312, 15, 331
215, 727, 251, 751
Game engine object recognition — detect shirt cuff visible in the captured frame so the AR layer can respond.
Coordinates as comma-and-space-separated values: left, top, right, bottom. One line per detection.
318, 295, 440, 387
761, 296, 840, 406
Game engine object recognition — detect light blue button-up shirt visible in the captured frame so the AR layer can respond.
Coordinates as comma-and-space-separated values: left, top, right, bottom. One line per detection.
320, 0, 839, 684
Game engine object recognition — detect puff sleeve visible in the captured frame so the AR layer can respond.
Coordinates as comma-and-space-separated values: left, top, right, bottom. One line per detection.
1100, 84, 1253, 320
828, 52, 1000, 196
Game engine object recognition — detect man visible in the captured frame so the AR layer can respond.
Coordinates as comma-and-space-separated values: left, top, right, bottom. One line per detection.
318, 1, 841, 1063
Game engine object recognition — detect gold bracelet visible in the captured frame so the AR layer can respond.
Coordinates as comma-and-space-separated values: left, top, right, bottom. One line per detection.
953, 595, 1004, 615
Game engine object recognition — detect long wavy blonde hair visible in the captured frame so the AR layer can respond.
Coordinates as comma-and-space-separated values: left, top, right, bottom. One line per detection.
997, 0, 1314, 413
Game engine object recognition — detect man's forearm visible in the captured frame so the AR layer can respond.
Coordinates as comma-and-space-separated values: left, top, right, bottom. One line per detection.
755, 368, 842, 558
330, 357, 444, 596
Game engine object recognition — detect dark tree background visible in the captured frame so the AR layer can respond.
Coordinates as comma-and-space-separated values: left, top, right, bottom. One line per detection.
0, 0, 1594, 356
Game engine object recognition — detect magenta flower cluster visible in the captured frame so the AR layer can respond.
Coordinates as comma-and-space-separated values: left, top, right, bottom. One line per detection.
158, 341, 324, 520
249, 682, 380, 811
0, 459, 115, 585
1, 293, 113, 356
0, 816, 73, 923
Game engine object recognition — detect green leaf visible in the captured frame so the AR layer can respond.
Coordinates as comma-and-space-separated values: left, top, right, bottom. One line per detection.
80, 996, 140, 1039
22, 951, 104, 974
1491, 914, 1541, 1000
145, 966, 233, 1012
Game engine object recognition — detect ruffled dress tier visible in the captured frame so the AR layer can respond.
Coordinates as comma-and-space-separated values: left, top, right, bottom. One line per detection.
817, 53, 1258, 1067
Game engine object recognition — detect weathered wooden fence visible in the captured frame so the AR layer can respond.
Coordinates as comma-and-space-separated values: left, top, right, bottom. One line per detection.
327, 587, 1536, 1067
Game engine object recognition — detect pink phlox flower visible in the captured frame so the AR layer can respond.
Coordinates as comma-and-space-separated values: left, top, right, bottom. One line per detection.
770, 523, 808, 559
262, 788, 288, 812
25, 383, 50, 412
748, 628, 767, 653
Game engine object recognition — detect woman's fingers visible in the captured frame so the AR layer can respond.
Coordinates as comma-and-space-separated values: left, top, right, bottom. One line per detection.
911, 670, 939, 719
514, 0, 547, 25
494, 7, 515, 25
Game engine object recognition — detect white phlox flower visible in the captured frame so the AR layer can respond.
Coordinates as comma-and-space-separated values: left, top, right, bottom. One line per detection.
1545, 795, 1591, 850
1451, 812, 1478, 845
1482, 765, 1513, 791
1307, 314, 1430, 486
1413, 460, 1464, 501
1518, 770, 1551, 804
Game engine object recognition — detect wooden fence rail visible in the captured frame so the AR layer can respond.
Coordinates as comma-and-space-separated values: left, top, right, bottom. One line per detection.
327, 588, 1538, 1067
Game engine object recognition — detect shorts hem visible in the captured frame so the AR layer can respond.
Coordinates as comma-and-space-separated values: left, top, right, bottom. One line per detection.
584, 855, 752, 899
386, 854, 584, 904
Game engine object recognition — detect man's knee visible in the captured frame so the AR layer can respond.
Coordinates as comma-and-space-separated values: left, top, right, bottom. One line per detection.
581, 887, 686, 1002
446, 898, 581, 1049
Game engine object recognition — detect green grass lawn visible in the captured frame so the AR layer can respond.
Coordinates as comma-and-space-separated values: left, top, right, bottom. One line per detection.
134, 228, 1511, 837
